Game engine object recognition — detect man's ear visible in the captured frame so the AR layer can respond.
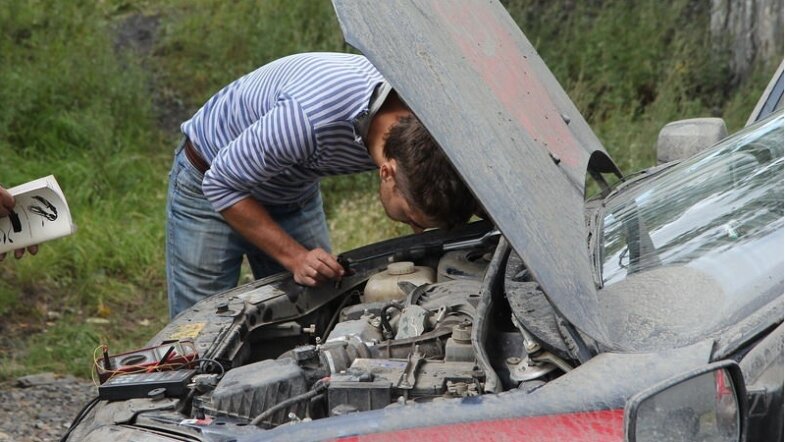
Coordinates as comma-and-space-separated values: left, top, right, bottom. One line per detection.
379, 159, 397, 183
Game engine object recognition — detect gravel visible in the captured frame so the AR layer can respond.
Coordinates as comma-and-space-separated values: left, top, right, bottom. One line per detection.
0, 374, 97, 442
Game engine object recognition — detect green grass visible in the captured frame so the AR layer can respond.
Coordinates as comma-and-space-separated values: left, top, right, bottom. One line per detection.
0, 0, 169, 379
0, 0, 780, 379
154, 0, 349, 109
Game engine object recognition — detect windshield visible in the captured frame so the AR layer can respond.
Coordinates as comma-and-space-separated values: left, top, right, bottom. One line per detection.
598, 111, 783, 349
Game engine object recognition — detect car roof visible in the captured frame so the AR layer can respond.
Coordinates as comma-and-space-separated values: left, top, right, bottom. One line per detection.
333, 0, 621, 343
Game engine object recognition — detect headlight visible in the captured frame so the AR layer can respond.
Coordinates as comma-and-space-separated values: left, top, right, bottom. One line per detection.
625, 361, 747, 442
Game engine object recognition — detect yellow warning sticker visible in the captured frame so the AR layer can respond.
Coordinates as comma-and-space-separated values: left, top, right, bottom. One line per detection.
169, 322, 206, 340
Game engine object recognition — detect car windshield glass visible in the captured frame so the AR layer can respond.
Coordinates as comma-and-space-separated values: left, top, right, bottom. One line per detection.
598, 112, 783, 348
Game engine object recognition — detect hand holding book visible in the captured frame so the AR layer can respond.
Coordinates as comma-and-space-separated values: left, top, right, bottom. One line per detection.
0, 185, 13, 217
0, 185, 39, 260
0, 176, 76, 260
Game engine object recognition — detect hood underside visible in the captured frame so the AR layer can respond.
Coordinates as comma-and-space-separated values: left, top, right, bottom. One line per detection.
333, 0, 618, 343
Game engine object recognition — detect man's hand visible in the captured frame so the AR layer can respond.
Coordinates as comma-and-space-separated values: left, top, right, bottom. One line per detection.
221, 198, 344, 287
0, 244, 39, 261
0, 186, 39, 261
290, 248, 345, 286
0, 186, 14, 217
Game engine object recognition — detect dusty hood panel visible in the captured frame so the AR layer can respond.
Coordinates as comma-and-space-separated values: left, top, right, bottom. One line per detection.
333, 0, 610, 342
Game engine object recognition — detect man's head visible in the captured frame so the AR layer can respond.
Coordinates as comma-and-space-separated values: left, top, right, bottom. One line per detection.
378, 114, 475, 231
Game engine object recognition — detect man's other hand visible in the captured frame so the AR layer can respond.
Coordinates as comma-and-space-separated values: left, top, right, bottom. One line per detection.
0, 186, 40, 261
0, 244, 39, 261
292, 248, 345, 286
0, 186, 14, 217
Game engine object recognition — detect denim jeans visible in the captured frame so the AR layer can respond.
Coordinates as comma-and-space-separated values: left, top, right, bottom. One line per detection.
165, 141, 331, 318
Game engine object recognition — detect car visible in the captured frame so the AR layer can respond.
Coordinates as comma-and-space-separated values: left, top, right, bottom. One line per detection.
64, 1, 783, 441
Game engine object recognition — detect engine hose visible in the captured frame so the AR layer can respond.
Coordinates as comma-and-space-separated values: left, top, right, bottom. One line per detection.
380, 303, 403, 338
372, 326, 453, 359
320, 291, 359, 341
251, 380, 330, 427
60, 396, 100, 442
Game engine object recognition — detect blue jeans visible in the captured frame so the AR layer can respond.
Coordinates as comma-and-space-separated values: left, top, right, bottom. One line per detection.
165, 141, 331, 318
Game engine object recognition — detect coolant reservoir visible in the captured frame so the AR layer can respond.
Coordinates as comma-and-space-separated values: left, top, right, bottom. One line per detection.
363, 261, 435, 302
437, 250, 490, 282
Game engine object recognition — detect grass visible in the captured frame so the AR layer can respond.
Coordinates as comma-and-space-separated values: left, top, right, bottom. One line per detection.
0, 0, 780, 379
154, 0, 350, 109
0, 0, 169, 378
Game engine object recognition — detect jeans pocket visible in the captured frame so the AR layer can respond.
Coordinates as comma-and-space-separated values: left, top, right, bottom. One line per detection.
175, 163, 205, 199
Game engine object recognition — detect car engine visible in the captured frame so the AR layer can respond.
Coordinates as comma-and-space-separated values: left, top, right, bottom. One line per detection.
187, 249, 489, 427
73, 224, 584, 442
178, 234, 572, 429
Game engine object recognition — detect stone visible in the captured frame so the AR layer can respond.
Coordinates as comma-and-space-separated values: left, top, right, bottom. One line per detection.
16, 373, 57, 388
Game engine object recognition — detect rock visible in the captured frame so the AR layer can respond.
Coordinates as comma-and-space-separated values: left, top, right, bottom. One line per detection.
57, 375, 79, 384
86, 317, 110, 325
16, 373, 57, 388
36, 411, 55, 420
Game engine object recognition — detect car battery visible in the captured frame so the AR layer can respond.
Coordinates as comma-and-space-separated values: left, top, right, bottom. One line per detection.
327, 358, 480, 414
327, 370, 392, 414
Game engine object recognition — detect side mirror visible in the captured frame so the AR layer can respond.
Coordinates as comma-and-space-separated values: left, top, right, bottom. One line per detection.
625, 361, 747, 442
656, 118, 728, 164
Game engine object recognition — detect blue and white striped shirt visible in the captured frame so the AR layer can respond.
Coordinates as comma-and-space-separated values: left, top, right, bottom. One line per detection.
181, 53, 384, 211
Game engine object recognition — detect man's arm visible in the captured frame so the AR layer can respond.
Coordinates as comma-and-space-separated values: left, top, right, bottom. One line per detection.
201, 96, 345, 285
221, 197, 344, 286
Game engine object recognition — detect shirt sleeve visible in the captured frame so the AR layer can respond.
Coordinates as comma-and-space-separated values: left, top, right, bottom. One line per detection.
202, 94, 316, 212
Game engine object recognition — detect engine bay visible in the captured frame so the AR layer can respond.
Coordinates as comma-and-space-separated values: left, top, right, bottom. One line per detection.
175, 227, 578, 429
87, 223, 581, 435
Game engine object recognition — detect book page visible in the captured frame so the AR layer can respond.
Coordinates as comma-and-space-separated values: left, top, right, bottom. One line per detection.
0, 176, 75, 254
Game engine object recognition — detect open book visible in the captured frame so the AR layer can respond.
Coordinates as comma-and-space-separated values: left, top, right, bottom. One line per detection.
0, 175, 76, 254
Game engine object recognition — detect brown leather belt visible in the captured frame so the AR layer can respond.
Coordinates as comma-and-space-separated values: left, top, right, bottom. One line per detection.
184, 138, 209, 174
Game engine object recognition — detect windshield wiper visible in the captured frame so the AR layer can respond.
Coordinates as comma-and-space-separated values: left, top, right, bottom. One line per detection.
555, 313, 595, 364
338, 229, 500, 273
622, 202, 662, 275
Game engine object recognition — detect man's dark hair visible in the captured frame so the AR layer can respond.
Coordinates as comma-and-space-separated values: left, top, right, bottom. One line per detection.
384, 115, 475, 229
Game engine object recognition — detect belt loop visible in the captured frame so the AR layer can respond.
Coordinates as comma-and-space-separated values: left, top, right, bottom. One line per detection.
184, 138, 210, 174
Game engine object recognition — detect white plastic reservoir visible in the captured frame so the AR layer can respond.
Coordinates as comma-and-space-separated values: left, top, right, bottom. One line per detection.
363, 261, 435, 302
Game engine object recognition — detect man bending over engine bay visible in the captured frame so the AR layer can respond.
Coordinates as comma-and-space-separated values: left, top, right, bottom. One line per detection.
166, 52, 475, 317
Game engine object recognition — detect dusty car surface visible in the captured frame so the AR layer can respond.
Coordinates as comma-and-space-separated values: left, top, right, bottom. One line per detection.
64, 1, 783, 441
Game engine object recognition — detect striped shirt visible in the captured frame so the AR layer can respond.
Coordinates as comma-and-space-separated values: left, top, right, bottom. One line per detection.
181, 53, 385, 211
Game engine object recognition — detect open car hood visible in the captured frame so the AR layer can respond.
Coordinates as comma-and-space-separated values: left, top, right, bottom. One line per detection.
333, 0, 620, 343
